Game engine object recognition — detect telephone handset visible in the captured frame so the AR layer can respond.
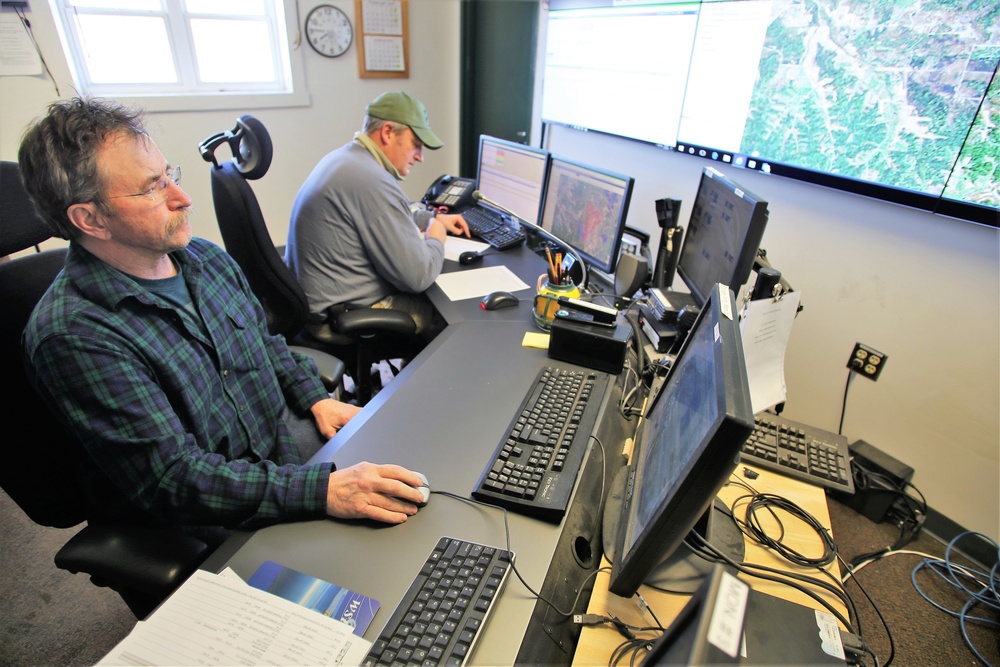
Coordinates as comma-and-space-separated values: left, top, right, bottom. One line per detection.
421, 174, 476, 212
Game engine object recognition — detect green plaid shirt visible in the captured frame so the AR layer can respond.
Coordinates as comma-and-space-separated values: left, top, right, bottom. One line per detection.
24, 239, 333, 528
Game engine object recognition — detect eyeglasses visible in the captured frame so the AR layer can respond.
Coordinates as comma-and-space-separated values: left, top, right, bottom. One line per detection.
107, 165, 181, 202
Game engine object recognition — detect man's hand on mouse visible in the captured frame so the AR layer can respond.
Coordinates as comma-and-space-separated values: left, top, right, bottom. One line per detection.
326, 462, 427, 524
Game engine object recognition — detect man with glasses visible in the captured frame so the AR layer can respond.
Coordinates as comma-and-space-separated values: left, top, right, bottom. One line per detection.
19, 97, 427, 537
286, 91, 469, 345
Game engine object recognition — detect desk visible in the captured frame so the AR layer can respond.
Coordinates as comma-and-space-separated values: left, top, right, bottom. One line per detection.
573, 467, 848, 665
201, 243, 846, 666
202, 243, 639, 665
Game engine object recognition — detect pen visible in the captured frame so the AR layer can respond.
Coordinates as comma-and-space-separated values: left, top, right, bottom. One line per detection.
545, 246, 558, 283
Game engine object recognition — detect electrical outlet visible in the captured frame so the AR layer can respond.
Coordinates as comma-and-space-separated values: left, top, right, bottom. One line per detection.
847, 343, 887, 381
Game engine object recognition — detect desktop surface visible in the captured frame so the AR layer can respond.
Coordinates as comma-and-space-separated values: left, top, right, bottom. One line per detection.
203, 242, 636, 665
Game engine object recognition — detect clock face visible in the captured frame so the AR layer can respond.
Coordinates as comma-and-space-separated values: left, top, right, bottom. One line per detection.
305, 5, 353, 58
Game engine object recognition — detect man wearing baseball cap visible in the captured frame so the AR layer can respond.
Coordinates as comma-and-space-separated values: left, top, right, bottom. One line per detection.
286, 91, 468, 349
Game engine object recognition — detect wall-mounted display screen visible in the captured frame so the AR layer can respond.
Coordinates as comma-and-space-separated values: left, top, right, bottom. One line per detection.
541, 0, 1000, 227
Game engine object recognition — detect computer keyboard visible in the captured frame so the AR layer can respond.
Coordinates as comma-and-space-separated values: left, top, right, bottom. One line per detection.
363, 536, 513, 667
462, 206, 526, 251
741, 413, 855, 494
472, 366, 611, 523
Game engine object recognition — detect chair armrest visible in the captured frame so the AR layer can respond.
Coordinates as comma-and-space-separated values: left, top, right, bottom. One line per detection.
290, 345, 346, 392
328, 307, 417, 337
55, 524, 210, 601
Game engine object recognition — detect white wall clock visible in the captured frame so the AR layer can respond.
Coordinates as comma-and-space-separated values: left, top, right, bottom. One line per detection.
305, 5, 353, 58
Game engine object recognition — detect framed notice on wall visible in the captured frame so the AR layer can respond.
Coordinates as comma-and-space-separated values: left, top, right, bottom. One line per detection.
355, 0, 409, 78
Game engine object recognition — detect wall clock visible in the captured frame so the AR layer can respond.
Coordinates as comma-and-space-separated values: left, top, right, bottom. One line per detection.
305, 5, 353, 58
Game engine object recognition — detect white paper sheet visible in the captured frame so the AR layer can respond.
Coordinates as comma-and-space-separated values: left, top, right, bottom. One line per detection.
740, 292, 801, 414
435, 265, 531, 301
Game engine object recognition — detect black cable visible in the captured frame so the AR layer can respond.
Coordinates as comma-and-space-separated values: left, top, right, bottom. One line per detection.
13, 6, 60, 97
839, 369, 856, 434
724, 487, 858, 631
734, 492, 838, 567
838, 551, 896, 667
430, 436, 610, 620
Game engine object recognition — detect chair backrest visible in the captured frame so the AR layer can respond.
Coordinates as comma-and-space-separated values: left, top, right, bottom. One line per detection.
0, 161, 86, 528
1, 160, 52, 255
199, 116, 311, 339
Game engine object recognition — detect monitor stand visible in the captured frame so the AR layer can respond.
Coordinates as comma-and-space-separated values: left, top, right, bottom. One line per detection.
601, 465, 745, 595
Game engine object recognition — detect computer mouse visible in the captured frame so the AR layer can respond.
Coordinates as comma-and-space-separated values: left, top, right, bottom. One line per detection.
481, 291, 518, 310
413, 471, 431, 507
459, 250, 484, 265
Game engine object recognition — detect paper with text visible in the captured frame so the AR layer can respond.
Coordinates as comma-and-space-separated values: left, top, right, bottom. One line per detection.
740, 292, 801, 414
97, 569, 370, 666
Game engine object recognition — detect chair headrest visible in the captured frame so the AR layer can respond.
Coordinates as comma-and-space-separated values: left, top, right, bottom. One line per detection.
197, 115, 273, 180
0, 161, 55, 256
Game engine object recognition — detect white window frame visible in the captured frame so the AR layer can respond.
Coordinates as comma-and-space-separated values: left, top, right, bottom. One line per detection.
47, 0, 310, 112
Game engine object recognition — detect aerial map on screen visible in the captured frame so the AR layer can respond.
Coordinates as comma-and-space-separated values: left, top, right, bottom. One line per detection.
542, 0, 999, 221
548, 172, 623, 263
741, 0, 999, 206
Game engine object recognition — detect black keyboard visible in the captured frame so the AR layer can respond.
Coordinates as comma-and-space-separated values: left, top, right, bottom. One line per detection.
741, 413, 855, 494
472, 366, 610, 523
462, 206, 526, 250
363, 537, 513, 667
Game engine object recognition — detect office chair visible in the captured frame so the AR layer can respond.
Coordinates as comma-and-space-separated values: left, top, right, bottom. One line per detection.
0, 161, 210, 619
199, 115, 420, 405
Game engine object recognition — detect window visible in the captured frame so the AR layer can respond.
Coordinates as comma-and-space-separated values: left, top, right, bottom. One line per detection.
49, 0, 308, 111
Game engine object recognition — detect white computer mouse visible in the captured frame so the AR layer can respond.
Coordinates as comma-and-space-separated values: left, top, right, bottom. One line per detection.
413, 471, 431, 507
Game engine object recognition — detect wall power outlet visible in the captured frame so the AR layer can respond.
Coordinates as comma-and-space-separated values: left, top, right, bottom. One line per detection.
847, 343, 887, 381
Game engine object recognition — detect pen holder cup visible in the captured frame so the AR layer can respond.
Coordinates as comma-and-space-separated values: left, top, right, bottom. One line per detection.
532, 274, 580, 331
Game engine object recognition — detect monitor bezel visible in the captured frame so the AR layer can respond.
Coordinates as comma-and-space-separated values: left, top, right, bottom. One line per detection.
607, 283, 754, 598
539, 155, 635, 275
474, 134, 551, 228
676, 167, 769, 306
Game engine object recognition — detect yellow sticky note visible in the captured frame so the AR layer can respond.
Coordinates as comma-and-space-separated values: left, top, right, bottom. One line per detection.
522, 332, 550, 349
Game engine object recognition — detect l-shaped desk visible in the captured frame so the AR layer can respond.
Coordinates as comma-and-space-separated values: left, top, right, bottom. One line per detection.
202, 242, 845, 665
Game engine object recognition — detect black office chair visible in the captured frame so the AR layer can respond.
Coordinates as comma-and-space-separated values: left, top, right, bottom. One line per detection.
198, 116, 420, 405
0, 161, 210, 619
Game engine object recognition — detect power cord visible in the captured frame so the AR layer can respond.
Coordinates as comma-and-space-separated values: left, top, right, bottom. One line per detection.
839, 368, 858, 434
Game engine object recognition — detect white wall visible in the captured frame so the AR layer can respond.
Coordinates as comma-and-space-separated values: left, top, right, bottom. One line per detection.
3, 1, 997, 538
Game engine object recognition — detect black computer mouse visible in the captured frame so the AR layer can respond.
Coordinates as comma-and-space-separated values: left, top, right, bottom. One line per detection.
481, 291, 519, 310
459, 250, 484, 265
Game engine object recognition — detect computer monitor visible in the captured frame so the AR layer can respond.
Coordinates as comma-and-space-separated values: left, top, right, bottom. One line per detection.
539, 156, 634, 275
676, 167, 769, 306
475, 135, 550, 227
605, 283, 754, 598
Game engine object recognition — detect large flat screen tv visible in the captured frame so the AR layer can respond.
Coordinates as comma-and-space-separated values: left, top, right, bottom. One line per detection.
541, 0, 999, 227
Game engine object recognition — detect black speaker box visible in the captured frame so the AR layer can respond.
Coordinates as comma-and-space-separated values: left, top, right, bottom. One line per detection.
548, 318, 632, 374
614, 252, 649, 299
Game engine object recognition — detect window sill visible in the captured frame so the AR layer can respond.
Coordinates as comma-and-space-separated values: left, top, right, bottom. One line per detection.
110, 88, 311, 114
